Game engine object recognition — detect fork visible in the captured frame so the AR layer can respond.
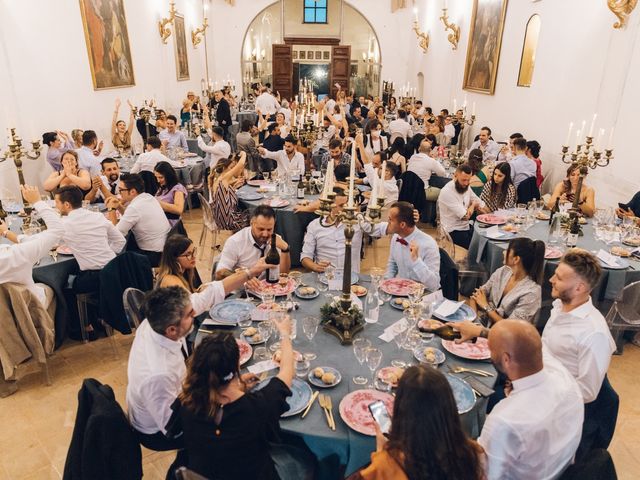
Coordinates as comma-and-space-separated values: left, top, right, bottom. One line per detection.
449, 365, 494, 377
325, 395, 336, 430
318, 394, 333, 430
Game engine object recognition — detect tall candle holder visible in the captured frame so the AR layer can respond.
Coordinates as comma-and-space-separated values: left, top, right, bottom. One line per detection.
439, 8, 460, 50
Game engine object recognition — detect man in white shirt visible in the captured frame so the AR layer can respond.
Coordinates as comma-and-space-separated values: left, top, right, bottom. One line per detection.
105, 173, 171, 267
159, 115, 188, 153
196, 126, 231, 169
479, 320, 584, 480
215, 205, 291, 282
443, 115, 455, 139
0, 185, 64, 307
388, 109, 413, 142
545, 249, 617, 457
437, 164, 488, 249
407, 140, 447, 186
258, 135, 305, 178
468, 126, 501, 162
255, 87, 280, 120
497, 132, 524, 163
76, 130, 104, 176
313, 117, 337, 154
129, 136, 181, 174
85, 157, 121, 203
356, 134, 399, 211
509, 137, 537, 188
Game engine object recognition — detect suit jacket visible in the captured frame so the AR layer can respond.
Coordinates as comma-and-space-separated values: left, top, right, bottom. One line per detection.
63, 378, 142, 480
398, 171, 427, 213
438, 248, 459, 301
215, 98, 232, 128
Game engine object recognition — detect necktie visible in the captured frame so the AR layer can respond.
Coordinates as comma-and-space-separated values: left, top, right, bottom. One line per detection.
110, 182, 117, 195
180, 344, 189, 362
396, 238, 408, 246
254, 243, 266, 256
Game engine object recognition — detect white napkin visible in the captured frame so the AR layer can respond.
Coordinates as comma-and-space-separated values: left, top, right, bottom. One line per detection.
379, 318, 409, 342
201, 317, 236, 326
434, 299, 464, 318
262, 184, 277, 192
597, 249, 619, 267
247, 360, 278, 374
485, 225, 506, 239
251, 308, 271, 321
423, 290, 444, 307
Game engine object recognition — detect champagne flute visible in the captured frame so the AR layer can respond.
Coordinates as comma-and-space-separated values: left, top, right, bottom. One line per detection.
302, 316, 319, 360
365, 347, 383, 389
352, 338, 371, 385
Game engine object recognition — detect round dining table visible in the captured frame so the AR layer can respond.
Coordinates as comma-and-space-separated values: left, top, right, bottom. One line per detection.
197, 273, 496, 479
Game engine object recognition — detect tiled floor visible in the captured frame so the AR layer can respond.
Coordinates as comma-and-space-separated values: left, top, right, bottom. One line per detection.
2, 211, 638, 479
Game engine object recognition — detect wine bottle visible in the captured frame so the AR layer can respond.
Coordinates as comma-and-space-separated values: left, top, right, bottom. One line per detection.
418, 323, 461, 341
297, 176, 305, 199
549, 197, 560, 225
265, 233, 280, 284
566, 215, 580, 248
0, 200, 7, 222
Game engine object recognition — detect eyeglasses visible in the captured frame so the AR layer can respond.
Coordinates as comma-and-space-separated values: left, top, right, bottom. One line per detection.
179, 248, 197, 259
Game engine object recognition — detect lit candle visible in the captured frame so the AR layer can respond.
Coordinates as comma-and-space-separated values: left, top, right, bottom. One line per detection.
607, 127, 615, 149
378, 160, 387, 199
348, 140, 356, 207
574, 129, 581, 149
321, 160, 333, 200
292, 110, 296, 129
472, 102, 476, 116
579, 119, 586, 139
595, 128, 605, 151
588, 113, 597, 137
201, 79, 206, 91
453, 98, 457, 112
444, 0, 448, 9
564, 121, 574, 147
369, 171, 378, 208
413, 7, 418, 22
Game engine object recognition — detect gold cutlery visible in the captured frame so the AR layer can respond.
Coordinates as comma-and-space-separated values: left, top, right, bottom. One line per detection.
318, 394, 333, 429
450, 365, 494, 377
301, 391, 319, 419
326, 395, 336, 430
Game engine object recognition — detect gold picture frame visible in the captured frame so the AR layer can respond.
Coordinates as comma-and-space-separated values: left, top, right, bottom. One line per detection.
174, 14, 190, 81
78, 0, 135, 90
463, 0, 509, 95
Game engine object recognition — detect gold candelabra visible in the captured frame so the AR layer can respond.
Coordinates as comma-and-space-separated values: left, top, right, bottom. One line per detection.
191, 16, 209, 48
412, 20, 430, 53
440, 8, 460, 50
158, 1, 177, 44
0, 128, 42, 221
608, 0, 638, 29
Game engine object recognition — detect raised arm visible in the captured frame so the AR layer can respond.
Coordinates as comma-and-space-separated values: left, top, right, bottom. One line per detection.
112, 98, 121, 137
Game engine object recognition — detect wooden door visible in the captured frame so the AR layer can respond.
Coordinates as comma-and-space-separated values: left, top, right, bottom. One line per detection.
330, 45, 350, 98
272, 44, 293, 100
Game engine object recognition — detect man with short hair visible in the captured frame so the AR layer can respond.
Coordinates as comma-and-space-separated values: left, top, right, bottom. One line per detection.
314, 116, 338, 154
258, 135, 305, 178
437, 164, 488, 249
85, 157, 121, 202
129, 136, 179, 174
443, 115, 455, 139
509, 137, 537, 188
388, 109, 413, 142
320, 138, 351, 171
105, 173, 171, 267
196, 126, 230, 170
478, 320, 584, 480
212, 90, 233, 141
468, 126, 501, 162
159, 115, 188, 153
254, 87, 280, 120
262, 123, 285, 152
498, 132, 524, 163
215, 205, 291, 281
236, 119, 262, 172
347, 106, 364, 128
76, 130, 104, 176
407, 139, 447, 187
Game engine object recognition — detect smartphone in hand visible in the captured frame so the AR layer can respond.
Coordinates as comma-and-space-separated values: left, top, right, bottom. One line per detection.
368, 400, 391, 435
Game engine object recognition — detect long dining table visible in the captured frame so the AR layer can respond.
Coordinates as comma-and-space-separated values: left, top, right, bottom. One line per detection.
196, 272, 496, 479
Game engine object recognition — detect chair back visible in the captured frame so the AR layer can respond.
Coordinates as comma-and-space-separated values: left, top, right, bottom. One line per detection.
197, 193, 217, 231
516, 176, 540, 204
399, 170, 427, 213
610, 280, 640, 325
438, 248, 459, 300
122, 288, 145, 330
436, 224, 456, 259
560, 449, 617, 480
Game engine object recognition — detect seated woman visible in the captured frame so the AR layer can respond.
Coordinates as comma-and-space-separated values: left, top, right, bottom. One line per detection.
178, 320, 310, 480
388, 137, 407, 174
546, 164, 596, 217
156, 234, 201, 291
43, 150, 91, 193
352, 365, 485, 480
154, 161, 188, 226
180, 98, 193, 127
385, 96, 398, 115
209, 151, 250, 231
480, 162, 516, 212
526, 140, 544, 188
469, 237, 544, 324
468, 148, 492, 196
111, 98, 135, 154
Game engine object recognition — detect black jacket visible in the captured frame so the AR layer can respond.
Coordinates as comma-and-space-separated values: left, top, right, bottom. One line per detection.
398, 171, 427, 214
215, 98, 232, 128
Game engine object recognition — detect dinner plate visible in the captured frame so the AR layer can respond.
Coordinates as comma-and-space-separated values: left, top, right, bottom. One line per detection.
209, 299, 254, 325
318, 271, 359, 285
237, 191, 264, 201
476, 214, 507, 225
351, 285, 368, 297
377, 366, 405, 388
3, 202, 22, 213
263, 199, 290, 208
446, 374, 476, 414
544, 246, 563, 260
441, 337, 491, 360
598, 257, 630, 270
307, 366, 342, 388
248, 278, 296, 297
236, 339, 252, 365
56, 245, 73, 255
253, 377, 312, 417
413, 346, 446, 365
295, 286, 320, 299
379, 278, 419, 296
481, 230, 517, 241
339, 389, 394, 436
247, 179, 269, 187
390, 297, 411, 310
432, 300, 477, 323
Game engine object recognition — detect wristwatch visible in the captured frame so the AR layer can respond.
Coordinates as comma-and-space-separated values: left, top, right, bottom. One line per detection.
484, 303, 496, 314
281, 247, 290, 253
479, 327, 490, 339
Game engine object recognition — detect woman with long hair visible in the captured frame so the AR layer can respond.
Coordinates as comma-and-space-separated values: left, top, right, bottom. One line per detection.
156, 234, 200, 291
43, 150, 92, 193
355, 365, 485, 480
208, 151, 249, 231
154, 161, 187, 226
546, 163, 595, 217
526, 140, 544, 188
480, 162, 516, 212
386, 96, 398, 114
388, 136, 407, 173
467, 148, 492, 196
111, 98, 135, 154
470, 237, 544, 324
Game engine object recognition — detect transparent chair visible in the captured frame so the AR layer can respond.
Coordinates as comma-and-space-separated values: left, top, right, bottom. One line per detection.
122, 288, 146, 331
605, 280, 640, 354
197, 193, 224, 260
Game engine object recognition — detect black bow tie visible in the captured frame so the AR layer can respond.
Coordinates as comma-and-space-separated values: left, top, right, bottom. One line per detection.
396, 238, 408, 246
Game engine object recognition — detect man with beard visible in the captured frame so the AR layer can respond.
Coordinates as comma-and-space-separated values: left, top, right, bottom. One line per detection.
84, 157, 121, 202
437, 164, 488, 249
258, 135, 305, 178
319, 138, 352, 171
477, 320, 583, 479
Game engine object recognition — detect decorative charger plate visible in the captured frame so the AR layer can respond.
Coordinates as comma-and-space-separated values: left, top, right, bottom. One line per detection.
307, 366, 342, 388
263, 199, 290, 208
380, 278, 419, 296
248, 278, 296, 297
237, 191, 264, 201
413, 346, 446, 365
56, 245, 73, 255
446, 374, 476, 414
236, 338, 253, 365
253, 377, 312, 417
247, 179, 269, 187
209, 299, 254, 325
432, 300, 477, 323
318, 271, 359, 285
441, 337, 491, 360
476, 214, 507, 225
544, 246, 563, 260
339, 389, 394, 436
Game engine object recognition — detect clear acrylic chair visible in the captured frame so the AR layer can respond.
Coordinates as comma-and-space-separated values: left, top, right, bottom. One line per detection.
197, 193, 223, 260
605, 280, 640, 354
122, 288, 146, 331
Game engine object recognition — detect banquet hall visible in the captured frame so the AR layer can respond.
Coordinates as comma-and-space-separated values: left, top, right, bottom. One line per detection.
1, 0, 639, 479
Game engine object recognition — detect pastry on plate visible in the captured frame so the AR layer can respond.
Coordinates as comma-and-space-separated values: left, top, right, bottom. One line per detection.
313, 367, 325, 378
321, 372, 336, 384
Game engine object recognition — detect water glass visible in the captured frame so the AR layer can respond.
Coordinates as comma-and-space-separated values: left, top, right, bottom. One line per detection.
289, 316, 297, 341
379, 290, 392, 304
238, 314, 252, 328
403, 331, 422, 352
254, 346, 268, 361
295, 358, 310, 378
261, 292, 275, 307
353, 338, 371, 385
365, 347, 383, 388
302, 316, 319, 342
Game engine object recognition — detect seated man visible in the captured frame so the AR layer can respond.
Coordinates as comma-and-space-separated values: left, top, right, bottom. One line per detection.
468, 126, 501, 162
478, 320, 584, 480
509, 137, 536, 188
129, 136, 181, 174
215, 205, 291, 281
76, 129, 104, 176
158, 115, 188, 153
105, 173, 171, 267
84, 157, 121, 203
407, 139, 446, 187
615, 190, 640, 221
195, 126, 231, 170
320, 138, 351, 171
258, 135, 305, 178
497, 132, 524, 163
356, 134, 399, 212
437, 164, 488, 249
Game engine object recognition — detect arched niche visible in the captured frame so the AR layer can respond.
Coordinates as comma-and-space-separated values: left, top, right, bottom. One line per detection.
517, 14, 541, 87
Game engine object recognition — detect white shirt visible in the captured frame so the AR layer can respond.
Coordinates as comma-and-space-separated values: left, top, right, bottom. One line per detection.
129, 149, 182, 174
388, 118, 413, 141
262, 149, 306, 178
278, 107, 292, 125
407, 153, 447, 186
315, 125, 337, 152
364, 134, 388, 159
0, 201, 64, 305
62, 208, 126, 271
363, 164, 399, 209
77, 146, 103, 176
216, 227, 279, 278
96, 175, 120, 201
117, 193, 171, 252
255, 92, 280, 116
158, 130, 188, 152
301, 218, 363, 273
479, 357, 584, 480
438, 180, 485, 233
469, 139, 501, 162
196, 137, 231, 169
542, 298, 616, 403
444, 123, 455, 138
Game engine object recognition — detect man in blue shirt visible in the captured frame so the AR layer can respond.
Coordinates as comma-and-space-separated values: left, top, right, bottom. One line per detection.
509, 137, 536, 188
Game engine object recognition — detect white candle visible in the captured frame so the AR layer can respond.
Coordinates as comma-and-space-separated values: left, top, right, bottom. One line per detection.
607, 127, 615, 149
292, 110, 297, 129
378, 160, 387, 199
370, 172, 378, 208
588, 113, 597, 137
580, 119, 586, 139
413, 7, 418, 22
316, 110, 321, 127
564, 122, 574, 147
453, 98, 457, 112
444, 0, 448, 9
348, 140, 356, 207
472, 102, 476, 116
595, 128, 605, 151
575, 129, 581, 149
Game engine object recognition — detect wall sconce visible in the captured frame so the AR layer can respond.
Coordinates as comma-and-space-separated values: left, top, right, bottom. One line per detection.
607, 0, 638, 29
158, 1, 177, 44
191, 16, 209, 48
440, 8, 460, 50
412, 8, 429, 53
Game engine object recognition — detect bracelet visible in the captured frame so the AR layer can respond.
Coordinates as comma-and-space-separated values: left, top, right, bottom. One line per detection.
1, 230, 8, 238
280, 248, 290, 253
240, 267, 252, 280
479, 327, 490, 339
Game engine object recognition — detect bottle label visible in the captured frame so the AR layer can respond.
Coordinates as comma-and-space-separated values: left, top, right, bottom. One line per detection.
267, 265, 280, 283
365, 306, 379, 324
567, 233, 578, 247
297, 188, 305, 199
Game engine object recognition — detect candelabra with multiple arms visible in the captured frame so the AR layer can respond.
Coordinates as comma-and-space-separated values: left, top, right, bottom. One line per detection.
0, 128, 42, 222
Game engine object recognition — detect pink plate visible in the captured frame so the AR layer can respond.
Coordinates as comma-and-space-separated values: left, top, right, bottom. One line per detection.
264, 199, 290, 208
476, 214, 507, 225
247, 179, 269, 187
417, 318, 444, 330
380, 278, 419, 297
249, 278, 296, 297
56, 245, 73, 255
545, 247, 563, 260
377, 367, 404, 388
237, 339, 253, 365
441, 337, 491, 360
339, 389, 394, 436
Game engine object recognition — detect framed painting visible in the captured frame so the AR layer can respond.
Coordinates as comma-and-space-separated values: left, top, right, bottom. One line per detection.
315, 51, 322, 60
300, 51, 306, 59
307, 50, 314, 60
293, 50, 298, 59
463, 0, 509, 95
79, 0, 135, 90
174, 14, 190, 80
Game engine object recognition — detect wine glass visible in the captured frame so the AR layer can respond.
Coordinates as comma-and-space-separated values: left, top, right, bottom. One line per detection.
408, 283, 425, 305
288, 271, 303, 305
257, 323, 272, 356
316, 272, 329, 295
352, 338, 371, 385
365, 347, 383, 388
302, 316, 319, 360
403, 331, 422, 352
268, 308, 286, 353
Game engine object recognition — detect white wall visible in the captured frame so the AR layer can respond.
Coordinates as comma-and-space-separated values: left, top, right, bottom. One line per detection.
0, 0, 209, 195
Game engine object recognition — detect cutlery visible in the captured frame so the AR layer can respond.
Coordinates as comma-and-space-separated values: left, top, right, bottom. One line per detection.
318, 394, 333, 429
326, 395, 336, 430
301, 391, 319, 419
448, 365, 494, 377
